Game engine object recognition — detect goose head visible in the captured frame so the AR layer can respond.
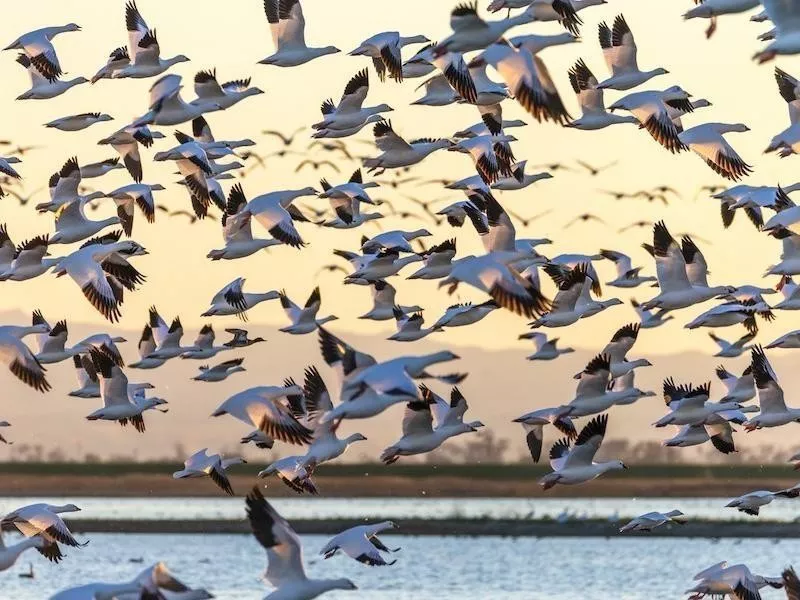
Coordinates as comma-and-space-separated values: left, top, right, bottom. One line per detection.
168, 54, 191, 66
720, 123, 751, 134
60, 23, 82, 33
331, 579, 358, 592
346, 433, 368, 444
115, 241, 149, 256
53, 503, 81, 513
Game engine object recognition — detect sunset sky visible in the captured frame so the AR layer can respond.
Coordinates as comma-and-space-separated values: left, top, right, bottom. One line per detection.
1, 0, 798, 461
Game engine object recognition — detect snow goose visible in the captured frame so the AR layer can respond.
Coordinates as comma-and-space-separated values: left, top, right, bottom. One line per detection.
431, 300, 498, 329
491, 161, 552, 190
0, 532, 43, 572
364, 119, 451, 172
776, 275, 800, 309
35, 156, 81, 213
191, 69, 263, 111
641, 221, 734, 311
678, 122, 752, 181
402, 42, 436, 79
278, 287, 338, 334
3, 23, 81, 80
173, 448, 245, 496
608, 87, 692, 153
320, 522, 400, 566
48, 193, 115, 245
709, 331, 756, 358
472, 42, 570, 124
104, 183, 163, 236
115, 1, 189, 78
128, 325, 165, 370
663, 421, 739, 454
407, 238, 457, 280
725, 487, 800, 515
753, 0, 800, 62
154, 136, 219, 219
345, 249, 422, 281
52, 235, 148, 322
528, 263, 588, 327
619, 510, 687, 533
297, 367, 368, 467
313, 70, 393, 132
211, 384, 313, 444
362, 228, 432, 253
596, 323, 652, 378
436, 3, 536, 55
689, 562, 784, 599
193, 357, 246, 382
243, 186, 317, 248
241, 429, 274, 449
0, 325, 50, 392
513, 407, 576, 463
224, 328, 266, 348
519, 331, 574, 360
45, 113, 112, 132
564, 356, 652, 417
246, 487, 357, 597
0, 234, 60, 282
380, 386, 482, 464
258, 455, 318, 494
98, 124, 165, 182
439, 253, 551, 318
350, 31, 429, 82
683, 0, 760, 39
653, 378, 743, 428
181, 324, 229, 359
202, 277, 279, 320
259, 0, 340, 67
85, 348, 165, 432
744, 346, 800, 430
1, 502, 84, 563
357, 280, 422, 321
80, 157, 125, 179
448, 134, 517, 184
69, 355, 100, 398
90, 46, 130, 83
717, 364, 756, 403
454, 116, 527, 138
15, 54, 88, 100
135, 75, 220, 127
207, 184, 282, 260
600, 249, 656, 288
31, 313, 76, 364
412, 73, 460, 106
318, 169, 379, 226
685, 300, 767, 333
540, 414, 626, 489
388, 308, 439, 341
596, 15, 668, 90
145, 316, 192, 360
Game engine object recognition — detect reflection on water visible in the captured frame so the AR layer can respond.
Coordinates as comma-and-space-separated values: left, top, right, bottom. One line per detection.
2, 533, 793, 599
0, 496, 797, 522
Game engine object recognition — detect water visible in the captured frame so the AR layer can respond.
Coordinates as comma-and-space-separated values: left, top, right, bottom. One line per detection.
2, 496, 799, 522
2, 533, 794, 599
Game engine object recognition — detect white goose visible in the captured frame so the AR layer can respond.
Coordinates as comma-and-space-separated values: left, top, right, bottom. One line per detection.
98, 124, 165, 183
90, 46, 130, 83
0, 324, 50, 392
388, 309, 439, 342
663, 421, 740, 454
191, 69, 263, 111
104, 183, 163, 236
346, 249, 422, 281
313, 69, 393, 131
48, 193, 115, 245
725, 487, 800, 515
566, 58, 639, 130
4, 23, 81, 81
135, 75, 220, 127
364, 120, 451, 172
380, 386, 483, 464
128, 325, 164, 370
14, 54, 87, 100
279, 287, 338, 335
69, 355, 100, 398
539, 414, 626, 489
358, 280, 422, 321
619, 511, 687, 533
596, 15, 668, 90
181, 325, 229, 359
608, 87, 692, 153
600, 249, 656, 288
259, 0, 340, 67
243, 186, 317, 248
678, 122, 752, 181
45, 113, 112, 132
201, 277, 279, 320
432, 300, 498, 329
173, 448, 245, 496
31, 312, 76, 364
318, 169, 379, 226
258, 455, 318, 494
745, 346, 800, 430
717, 365, 756, 403
245, 487, 357, 598
528, 263, 588, 328
349, 31, 429, 82
709, 331, 756, 358
1, 502, 84, 564
193, 358, 246, 382
407, 238, 457, 280
436, 3, 536, 54
80, 157, 125, 179
448, 134, 517, 184
0, 234, 60, 282
412, 74, 459, 106
491, 161, 552, 190
320, 522, 400, 567
208, 184, 282, 260
115, 1, 189, 78
362, 229, 432, 254
753, 0, 800, 63
519, 331, 574, 360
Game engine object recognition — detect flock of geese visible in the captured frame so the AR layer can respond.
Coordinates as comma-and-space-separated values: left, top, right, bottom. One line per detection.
2, 0, 800, 597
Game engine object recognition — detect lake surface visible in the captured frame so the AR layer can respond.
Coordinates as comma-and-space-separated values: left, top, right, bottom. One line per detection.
3, 533, 794, 599
2, 496, 799, 522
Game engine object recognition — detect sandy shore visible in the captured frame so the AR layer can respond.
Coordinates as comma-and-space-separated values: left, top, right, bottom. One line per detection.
3, 472, 798, 497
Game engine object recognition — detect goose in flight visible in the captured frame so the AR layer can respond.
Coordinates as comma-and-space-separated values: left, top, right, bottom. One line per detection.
193, 357, 246, 382
448, 134, 517, 184
104, 183, 163, 236
709, 331, 756, 358
52, 235, 147, 322
663, 421, 740, 454
245, 487, 357, 597
0, 421, 10, 445
753, 0, 800, 63
407, 238, 457, 280
259, 0, 340, 67
596, 15, 668, 90
412, 73, 461, 106
725, 486, 800, 515
15, 54, 88, 100
631, 299, 674, 329
688, 562, 785, 599
619, 510, 687, 533
98, 124, 165, 182
1, 502, 85, 564
684, 299, 767, 334
90, 46, 130, 83
191, 69, 263, 111
181, 324, 230, 359
388, 308, 440, 342
128, 324, 165, 370
0, 324, 50, 392
320, 522, 400, 567
207, 184, 283, 260
362, 229, 432, 253
47, 191, 115, 245
380, 385, 483, 464
0, 234, 60, 282
431, 300, 498, 329
4, 23, 81, 81
491, 161, 552, 191
202, 277, 279, 321
224, 328, 266, 348
80, 157, 125, 179
357, 279, 422, 321
527, 263, 589, 328
69, 354, 100, 398
596, 323, 652, 378
539, 414, 626, 489
173, 448, 246, 496
608, 87, 693, 153
678, 122, 752, 181
653, 379, 742, 429
350, 31, 429, 82
436, 3, 536, 55
242, 186, 318, 248
519, 331, 574, 361
744, 346, 800, 430
318, 168, 379, 226
45, 113, 113, 132
134, 74, 220, 127
30, 312, 78, 364
717, 365, 756, 403
513, 407, 577, 463
258, 455, 319, 494
114, 1, 189, 78
315, 69, 387, 130
364, 119, 452, 172
211, 384, 313, 444
600, 249, 656, 288
278, 287, 338, 334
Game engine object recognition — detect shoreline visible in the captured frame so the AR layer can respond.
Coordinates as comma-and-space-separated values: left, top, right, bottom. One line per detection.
64, 518, 800, 538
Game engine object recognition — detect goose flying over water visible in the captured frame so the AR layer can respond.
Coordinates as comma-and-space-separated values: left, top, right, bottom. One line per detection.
320, 522, 400, 566
173, 448, 245, 496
